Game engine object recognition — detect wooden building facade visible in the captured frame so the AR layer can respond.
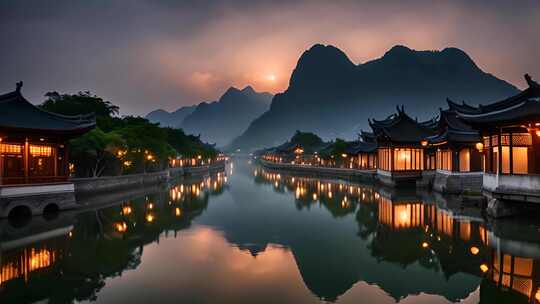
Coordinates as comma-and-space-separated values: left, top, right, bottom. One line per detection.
453, 74, 540, 203
370, 106, 436, 186
0, 83, 95, 187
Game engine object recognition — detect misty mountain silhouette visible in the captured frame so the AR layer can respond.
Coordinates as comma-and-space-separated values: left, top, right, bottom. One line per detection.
146, 105, 196, 128
181, 86, 272, 147
230, 44, 519, 150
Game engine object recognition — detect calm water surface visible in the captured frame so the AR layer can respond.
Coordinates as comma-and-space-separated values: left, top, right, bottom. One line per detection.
1, 159, 540, 303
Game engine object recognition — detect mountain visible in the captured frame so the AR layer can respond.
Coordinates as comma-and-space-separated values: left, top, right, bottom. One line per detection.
181, 86, 272, 147
230, 44, 519, 151
145, 105, 196, 128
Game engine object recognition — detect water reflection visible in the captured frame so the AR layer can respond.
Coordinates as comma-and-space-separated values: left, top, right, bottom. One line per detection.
254, 166, 540, 303
1, 162, 540, 303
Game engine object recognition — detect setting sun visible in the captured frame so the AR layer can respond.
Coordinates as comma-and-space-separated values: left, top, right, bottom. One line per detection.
266, 74, 276, 82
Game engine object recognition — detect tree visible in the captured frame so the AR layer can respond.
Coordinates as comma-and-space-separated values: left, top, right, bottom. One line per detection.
289, 130, 324, 148
165, 128, 217, 158
70, 128, 125, 177
42, 91, 119, 117
42, 91, 219, 176
115, 117, 176, 173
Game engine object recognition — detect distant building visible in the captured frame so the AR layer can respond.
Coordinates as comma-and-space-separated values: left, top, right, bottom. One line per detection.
343, 140, 377, 170
369, 106, 436, 186
453, 74, 540, 205
0, 82, 95, 216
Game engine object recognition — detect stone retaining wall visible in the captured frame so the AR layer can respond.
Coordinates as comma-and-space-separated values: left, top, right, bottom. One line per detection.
259, 160, 375, 182
432, 170, 483, 195
73, 161, 226, 196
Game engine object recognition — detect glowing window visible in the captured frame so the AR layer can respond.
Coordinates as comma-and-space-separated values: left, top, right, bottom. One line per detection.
0, 144, 22, 154
30, 145, 52, 157
512, 147, 528, 174
459, 149, 470, 172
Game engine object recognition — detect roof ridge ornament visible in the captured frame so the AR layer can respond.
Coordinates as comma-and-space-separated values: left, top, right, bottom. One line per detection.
15, 81, 23, 93
525, 74, 539, 88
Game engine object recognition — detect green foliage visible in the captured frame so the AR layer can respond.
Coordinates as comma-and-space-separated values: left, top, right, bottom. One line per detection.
320, 138, 348, 159
289, 130, 324, 148
70, 128, 125, 177
165, 128, 217, 158
41, 91, 119, 117
115, 117, 176, 173
41, 91, 218, 177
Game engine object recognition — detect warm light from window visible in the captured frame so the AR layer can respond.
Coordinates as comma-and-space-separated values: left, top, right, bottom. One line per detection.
536, 131, 540, 137
30, 145, 52, 157
0, 143, 22, 154
146, 214, 155, 223
175, 208, 181, 217
470, 246, 479, 255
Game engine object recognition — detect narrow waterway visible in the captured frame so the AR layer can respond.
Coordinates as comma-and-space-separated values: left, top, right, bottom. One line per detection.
1, 158, 539, 304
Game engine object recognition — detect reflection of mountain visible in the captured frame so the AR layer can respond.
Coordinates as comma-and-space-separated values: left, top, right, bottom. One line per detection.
231, 44, 519, 150
207, 165, 485, 302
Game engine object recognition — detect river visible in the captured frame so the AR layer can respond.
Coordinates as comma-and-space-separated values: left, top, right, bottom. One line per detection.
0, 158, 539, 304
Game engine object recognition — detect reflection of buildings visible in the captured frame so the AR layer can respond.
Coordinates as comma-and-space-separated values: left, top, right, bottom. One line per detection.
254, 167, 376, 217
0, 171, 226, 303
0, 227, 67, 287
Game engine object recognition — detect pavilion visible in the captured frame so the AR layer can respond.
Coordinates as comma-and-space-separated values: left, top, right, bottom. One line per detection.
453, 74, 540, 206
369, 106, 436, 186
0, 82, 95, 216
425, 105, 484, 194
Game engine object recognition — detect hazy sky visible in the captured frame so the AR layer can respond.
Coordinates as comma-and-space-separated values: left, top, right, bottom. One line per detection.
1, 0, 539, 115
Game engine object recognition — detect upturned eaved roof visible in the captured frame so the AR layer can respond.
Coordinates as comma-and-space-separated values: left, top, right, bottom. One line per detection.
453, 74, 540, 127
344, 141, 377, 154
369, 106, 436, 144
426, 108, 480, 145
0, 82, 96, 135
359, 130, 376, 143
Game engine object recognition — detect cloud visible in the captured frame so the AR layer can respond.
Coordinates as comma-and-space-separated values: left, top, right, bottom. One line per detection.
0, 0, 538, 115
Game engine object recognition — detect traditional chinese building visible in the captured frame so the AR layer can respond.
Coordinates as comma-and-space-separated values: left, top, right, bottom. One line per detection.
0, 82, 95, 217
369, 106, 436, 186
452, 74, 540, 210
426, 105, 484, 194
344, 140, 377, 170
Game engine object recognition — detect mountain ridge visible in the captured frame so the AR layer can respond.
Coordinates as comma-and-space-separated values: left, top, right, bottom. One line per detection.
179, 86, 272, 147
230, 44, 519, 150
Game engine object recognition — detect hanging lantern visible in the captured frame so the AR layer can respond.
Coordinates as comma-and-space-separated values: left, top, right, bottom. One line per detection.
475, 142, 484, 152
